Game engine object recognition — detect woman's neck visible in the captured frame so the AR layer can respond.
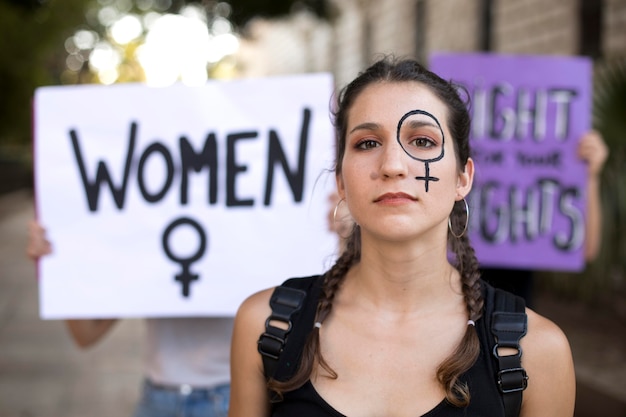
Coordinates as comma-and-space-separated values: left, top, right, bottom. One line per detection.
342, 236, 462, 314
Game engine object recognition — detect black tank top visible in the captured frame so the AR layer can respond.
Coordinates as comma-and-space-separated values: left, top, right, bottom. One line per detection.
268, 276, 513, 417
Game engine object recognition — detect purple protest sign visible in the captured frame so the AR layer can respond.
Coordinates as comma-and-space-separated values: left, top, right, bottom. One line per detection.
430, 53, 592, 272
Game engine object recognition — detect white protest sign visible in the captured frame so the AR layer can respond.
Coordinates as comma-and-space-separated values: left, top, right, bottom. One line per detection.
34, 73, 338, 319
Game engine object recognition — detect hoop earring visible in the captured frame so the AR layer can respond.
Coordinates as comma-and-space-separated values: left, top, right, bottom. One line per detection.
333, 198, 352, 239
448, 198, 469, 239
333, 198, 346, 227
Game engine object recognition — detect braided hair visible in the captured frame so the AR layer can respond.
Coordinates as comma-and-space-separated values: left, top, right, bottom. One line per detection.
268, 56, 483, 407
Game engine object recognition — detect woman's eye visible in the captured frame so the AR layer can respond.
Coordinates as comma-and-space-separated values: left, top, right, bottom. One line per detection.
356, 139, 379, 150
410, 137, 435, 148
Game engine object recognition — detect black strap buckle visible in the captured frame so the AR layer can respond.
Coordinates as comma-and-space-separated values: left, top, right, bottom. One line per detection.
258, 285, 307, 378
497, 367, 529, 394
257, 332, 286, 360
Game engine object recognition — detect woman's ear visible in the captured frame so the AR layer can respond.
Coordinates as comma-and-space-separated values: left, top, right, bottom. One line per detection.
336, 174, 346, 200
456, 158, 474, 200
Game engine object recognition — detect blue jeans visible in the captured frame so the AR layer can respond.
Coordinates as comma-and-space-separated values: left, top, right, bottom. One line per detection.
133, 379, 230, 417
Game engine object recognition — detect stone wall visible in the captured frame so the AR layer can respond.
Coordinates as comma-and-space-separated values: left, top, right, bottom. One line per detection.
235, 0, 626, 79
605, 0, 626, 58
421, 0, 483, 59
492, 0, 578, 54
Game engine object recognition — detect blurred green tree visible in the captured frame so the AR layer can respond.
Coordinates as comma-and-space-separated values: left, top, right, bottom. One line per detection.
0, 0, 329, 152
0, 0, 91, 150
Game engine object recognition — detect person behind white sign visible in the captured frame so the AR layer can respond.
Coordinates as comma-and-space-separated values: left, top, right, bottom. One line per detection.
227, 57, 575, 416
26, 222, 231, 417
481, 130, 609, 307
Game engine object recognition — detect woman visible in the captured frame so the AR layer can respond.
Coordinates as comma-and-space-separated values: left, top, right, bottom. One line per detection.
228, 57, 575, 416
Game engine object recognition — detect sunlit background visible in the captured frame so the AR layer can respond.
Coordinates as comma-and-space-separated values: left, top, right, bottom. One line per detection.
62, 1, 240, 85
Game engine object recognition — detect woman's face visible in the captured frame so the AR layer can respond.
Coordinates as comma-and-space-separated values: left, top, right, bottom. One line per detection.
336, 81, 473, 242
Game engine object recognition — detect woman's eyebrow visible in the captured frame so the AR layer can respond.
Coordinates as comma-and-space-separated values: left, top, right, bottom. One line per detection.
349, 122, 381, 134
405, 119, 440, 129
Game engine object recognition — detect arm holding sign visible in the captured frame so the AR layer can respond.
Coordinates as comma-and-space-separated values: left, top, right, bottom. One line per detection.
578, 130, 608, 262
64, 318, 117, 348
27, 219, 233, 416
26, 220, 117, 348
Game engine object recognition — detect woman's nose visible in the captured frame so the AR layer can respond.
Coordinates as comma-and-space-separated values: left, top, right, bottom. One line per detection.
380, 141, 409, 178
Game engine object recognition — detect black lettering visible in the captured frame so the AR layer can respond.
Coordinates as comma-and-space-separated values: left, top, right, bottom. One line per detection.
508, 186, 539, 242
473, 149, 504, 166
537, 178, 559, 233
179, 134, 218, 205
470, 84, 488, 139
515, 88, 548, 140
548, 88, 577, 140
226, 131, 257, 207
479, 181, 509, 243
264, 108, 311, 206
137, 142, 174, 203
490, 83, 515, 140
516, 151, 562, 168
69, 122, 137, 211
554, 187, 584, 251
474, 179, 584, 252
470, 85, 578, 142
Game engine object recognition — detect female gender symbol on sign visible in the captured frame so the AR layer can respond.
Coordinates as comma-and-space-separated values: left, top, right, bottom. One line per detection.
161, 217, 207, 297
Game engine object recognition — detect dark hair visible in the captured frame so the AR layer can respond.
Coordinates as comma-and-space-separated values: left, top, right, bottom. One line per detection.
268, 57, 484, 407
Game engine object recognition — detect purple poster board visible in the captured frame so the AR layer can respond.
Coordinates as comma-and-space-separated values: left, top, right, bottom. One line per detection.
430, 53, 592, 272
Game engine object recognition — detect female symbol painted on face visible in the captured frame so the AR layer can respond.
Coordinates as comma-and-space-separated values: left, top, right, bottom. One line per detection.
396, 109, 445, 192
162, 217, 207, 297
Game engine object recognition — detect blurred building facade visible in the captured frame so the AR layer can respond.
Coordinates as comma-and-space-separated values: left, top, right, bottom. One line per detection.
234, 0, 626, 87
231, 0, 626, 315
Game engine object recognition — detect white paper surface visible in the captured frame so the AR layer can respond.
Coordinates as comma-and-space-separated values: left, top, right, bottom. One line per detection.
33, 74, 338, 319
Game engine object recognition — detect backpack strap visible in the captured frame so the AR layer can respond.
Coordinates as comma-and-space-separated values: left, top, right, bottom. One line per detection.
257, 285, 307, 379
259, 276, 528, 416
490, 286, 529, 417
258, 275, 320, 381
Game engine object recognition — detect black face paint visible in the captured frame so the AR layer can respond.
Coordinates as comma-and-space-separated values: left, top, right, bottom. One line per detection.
396, 109, 445, 192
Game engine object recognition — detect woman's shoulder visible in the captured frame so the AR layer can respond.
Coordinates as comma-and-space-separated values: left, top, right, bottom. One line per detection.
236, 287, 275, 323
235, 275, 322, 324
519, 308, 575, 416
523, 308, 572, 357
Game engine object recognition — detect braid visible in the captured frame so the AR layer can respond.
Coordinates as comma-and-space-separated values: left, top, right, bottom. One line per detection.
458, 233, 484, 322
448, 200, 483, 321
267, 226, 361, 395
318, 225, 361, 322
436, 202, 484, 407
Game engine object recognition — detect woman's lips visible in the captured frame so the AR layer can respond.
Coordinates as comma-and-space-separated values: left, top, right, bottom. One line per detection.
374, 192, 417, 203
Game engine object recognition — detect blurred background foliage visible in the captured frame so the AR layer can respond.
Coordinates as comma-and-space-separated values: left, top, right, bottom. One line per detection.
0, 0, 92, 193
0, 0, 89, 150
0, 0, 327, 193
